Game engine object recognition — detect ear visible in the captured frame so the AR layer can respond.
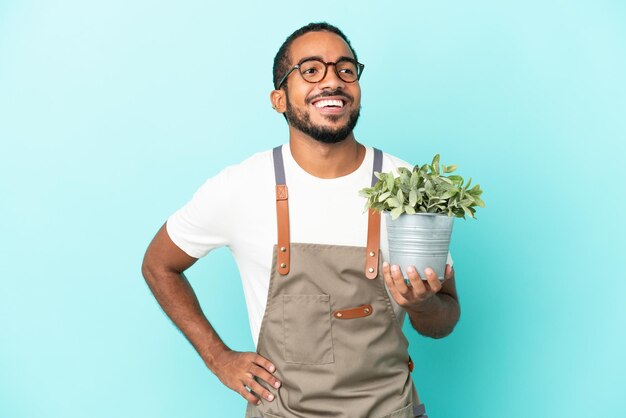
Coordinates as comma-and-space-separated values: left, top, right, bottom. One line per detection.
270, 89, 286, 113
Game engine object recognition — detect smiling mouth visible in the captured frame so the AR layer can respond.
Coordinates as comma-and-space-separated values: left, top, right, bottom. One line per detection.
313, 98, 345, 109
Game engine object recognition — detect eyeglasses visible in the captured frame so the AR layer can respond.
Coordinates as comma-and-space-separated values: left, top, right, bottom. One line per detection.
276, 58, 365, 89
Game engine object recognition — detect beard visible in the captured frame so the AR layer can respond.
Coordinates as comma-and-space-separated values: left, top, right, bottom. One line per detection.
284, 93, 361, 144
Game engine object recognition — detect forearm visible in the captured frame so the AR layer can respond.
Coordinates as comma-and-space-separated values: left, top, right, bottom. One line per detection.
406, 292, 460, 339
142, 266, 230, 370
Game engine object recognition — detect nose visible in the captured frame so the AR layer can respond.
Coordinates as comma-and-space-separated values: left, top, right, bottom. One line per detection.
318, 63, 346, 89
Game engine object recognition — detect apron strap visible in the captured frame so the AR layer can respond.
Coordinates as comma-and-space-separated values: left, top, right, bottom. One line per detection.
273, 145, 382, 278
365, 148, 383, 279
273, 146, 290, 275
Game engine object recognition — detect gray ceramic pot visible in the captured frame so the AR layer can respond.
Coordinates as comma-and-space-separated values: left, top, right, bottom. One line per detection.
385, 212, 454, 281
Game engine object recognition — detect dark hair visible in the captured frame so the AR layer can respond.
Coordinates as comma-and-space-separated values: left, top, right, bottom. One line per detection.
272, 22, 358, 89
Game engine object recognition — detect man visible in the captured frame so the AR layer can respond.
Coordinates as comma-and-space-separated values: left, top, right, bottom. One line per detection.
142, 22, 460, 418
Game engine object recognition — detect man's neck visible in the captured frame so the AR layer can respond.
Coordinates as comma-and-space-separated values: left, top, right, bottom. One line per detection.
288, 131, 366, 179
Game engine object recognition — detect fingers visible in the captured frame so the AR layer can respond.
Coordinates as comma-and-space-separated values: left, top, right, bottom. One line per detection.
252, 353, 276, 374
382, 262, 409, 306
391, 263, 411, 293
245, 354, 280, 404
383, 261, 446, 313
216, 351, 280, 405
422, 267, 442, 293
384, 261, 444, 300
239, 386, 263, 404
444, 263, 455, 281
244, 377, 275, 404
249, 363, 281, 389
404, 265, 441, 294
405, 265, 426, 293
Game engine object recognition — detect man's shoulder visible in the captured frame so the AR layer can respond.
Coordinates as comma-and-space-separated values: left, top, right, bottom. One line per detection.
191, 147, 276, 196
214, 147, 276, 181
229, 147, 275, 171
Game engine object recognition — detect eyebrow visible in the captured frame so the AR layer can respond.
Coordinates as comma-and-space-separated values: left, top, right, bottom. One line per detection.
297, 55, 355, 64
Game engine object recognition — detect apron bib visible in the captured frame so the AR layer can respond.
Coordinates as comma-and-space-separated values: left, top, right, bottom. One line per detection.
245, 146, 427, 418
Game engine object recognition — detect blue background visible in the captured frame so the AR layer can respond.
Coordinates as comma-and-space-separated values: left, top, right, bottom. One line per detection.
1, 1, 625, 417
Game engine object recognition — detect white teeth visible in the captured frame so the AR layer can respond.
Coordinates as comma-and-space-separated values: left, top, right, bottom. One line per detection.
314, 99, 344, 108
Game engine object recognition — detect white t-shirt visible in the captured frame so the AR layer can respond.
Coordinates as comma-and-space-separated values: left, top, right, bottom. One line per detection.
167, 143, 452, 347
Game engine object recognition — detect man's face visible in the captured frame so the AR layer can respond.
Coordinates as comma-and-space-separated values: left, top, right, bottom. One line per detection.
281, 31, 362, 144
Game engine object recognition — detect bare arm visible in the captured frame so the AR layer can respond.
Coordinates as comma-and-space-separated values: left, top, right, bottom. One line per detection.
141, 224, 280, 404
383, 262, 460, 339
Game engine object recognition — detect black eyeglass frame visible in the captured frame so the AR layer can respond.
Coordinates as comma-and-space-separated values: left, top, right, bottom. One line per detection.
276, 57, 365, 89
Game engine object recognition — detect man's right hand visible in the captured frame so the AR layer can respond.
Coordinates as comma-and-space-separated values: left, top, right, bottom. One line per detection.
142, 226, 282, 405
211, 349, 281, 405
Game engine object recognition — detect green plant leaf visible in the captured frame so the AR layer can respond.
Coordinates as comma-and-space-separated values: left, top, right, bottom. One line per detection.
448, 175, 463, 185
397, 167, 410, 175
386, 173, 395, 190
462, 195, 475, 204
425, 180, 435, 195
432, 154, 440, 174
461, 205, 474, 218
387, 197, 401, 208
468, 184, 481, 194
398, 167, 410, 184
391, 207, 404, 220
442, 164, 458, 173
378, 191, 391, 202
359, 154, 484, 221
397, 189, 404, 203
441, 190, 457, 199
409, 189, 418, 206
410, 170, 419, 187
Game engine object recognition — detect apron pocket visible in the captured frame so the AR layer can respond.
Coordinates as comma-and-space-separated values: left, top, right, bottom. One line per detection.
283, 294, 334, 364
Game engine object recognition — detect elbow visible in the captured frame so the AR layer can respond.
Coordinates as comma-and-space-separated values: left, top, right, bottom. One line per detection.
141, 255, 158, 284
438, 306, 461, 339
428, 323, 457, 339
141, 261, 150, 281
416, 303, 461, 339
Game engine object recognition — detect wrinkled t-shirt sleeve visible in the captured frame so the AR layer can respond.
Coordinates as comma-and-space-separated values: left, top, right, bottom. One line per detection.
166, 167, 232, 259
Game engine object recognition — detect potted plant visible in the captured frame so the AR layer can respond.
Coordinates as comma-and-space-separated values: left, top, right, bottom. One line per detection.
359, 154, 484, 281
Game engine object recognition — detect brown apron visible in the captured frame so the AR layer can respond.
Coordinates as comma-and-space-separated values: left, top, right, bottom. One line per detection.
245, 146, 427, 418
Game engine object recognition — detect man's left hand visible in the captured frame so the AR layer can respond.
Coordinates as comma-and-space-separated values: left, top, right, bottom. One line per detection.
382, 262, 454, 313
